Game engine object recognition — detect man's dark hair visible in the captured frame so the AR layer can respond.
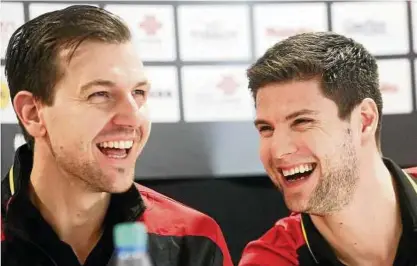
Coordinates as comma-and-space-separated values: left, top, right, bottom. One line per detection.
4, 5, 131, 150
247, 32, 383, 149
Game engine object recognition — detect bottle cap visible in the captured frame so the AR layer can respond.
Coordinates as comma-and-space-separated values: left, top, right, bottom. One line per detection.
114, 222, 148, 249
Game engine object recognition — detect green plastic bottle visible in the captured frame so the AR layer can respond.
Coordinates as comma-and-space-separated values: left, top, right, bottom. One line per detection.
113, 222, 152, 266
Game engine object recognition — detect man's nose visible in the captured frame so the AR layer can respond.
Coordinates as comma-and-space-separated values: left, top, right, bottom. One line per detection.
112, 94, 147, 128
270, 130, 297, 160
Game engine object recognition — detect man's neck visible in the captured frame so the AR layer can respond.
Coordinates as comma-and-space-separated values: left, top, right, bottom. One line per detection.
311, 155, 402, 266
29, 147, 111, 264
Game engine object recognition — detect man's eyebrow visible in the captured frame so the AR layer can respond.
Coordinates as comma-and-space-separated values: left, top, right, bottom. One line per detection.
285, 109, 318, 121
79, 79, 149, 94
254, 119, 270, 127
253, 109, 318, 127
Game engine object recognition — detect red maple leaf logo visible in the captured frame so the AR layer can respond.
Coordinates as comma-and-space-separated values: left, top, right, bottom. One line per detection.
139, 15, 162, 36
379, 83, 399, 93
217, 76, 239, 95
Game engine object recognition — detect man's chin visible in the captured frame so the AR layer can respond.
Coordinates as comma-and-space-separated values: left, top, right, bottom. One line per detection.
104, 180, 134, 194
100, 171, 135, 194
283, 196, 310, 214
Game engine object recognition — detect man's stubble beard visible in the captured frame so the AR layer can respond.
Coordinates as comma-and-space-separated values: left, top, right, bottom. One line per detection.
50, 141, 134, 193
305, 130, 360, 215
277, 129, 360, 216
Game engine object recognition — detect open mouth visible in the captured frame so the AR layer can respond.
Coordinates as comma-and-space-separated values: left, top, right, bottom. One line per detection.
280, 163, 317, 183
96, 140, 134, 159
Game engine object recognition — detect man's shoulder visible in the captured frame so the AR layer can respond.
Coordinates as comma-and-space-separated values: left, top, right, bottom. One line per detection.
133, 183, 234, 266
405, 167, 417, 179
250, 213, 305, 248
134, 183, 221, 240
239, 213, 306, 266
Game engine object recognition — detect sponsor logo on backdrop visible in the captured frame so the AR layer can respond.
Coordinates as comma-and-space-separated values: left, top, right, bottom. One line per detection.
1, 3, 24, 58
377, 59, 412, 114
105, 5, 176, 61
189, 75, 241, 103
149, 90, 172, 98
217, 76, 239, 96
14, 133, 26, 151
178, 6, 250, 61
343, 20, 387, 36
144, 66, 179, 122
1, 81, 10, 110
139, 15, 162, 36
265, 27, 313, 38
135, 14, 166, 46
379, 83, 399, 93
332, 2, 408, 55
1, 21, 16, 39
29, 4, 99, 19
182, 66, 253, 122
191, 21, 237, 40
253, 3, 328, 57
0, 65, 18, 123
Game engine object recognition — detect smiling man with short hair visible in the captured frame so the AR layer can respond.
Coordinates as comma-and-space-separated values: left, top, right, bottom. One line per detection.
1, 5, 233, 266
239, 32, 417, 266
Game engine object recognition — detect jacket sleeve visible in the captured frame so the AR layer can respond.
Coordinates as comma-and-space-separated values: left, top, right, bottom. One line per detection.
188, 214, 234, 266
137, 184, 233, 266
405, 167, 417, 178
239, 215, 307, 266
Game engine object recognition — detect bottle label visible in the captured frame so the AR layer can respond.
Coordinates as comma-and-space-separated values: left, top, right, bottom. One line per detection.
116, 247, 146, 260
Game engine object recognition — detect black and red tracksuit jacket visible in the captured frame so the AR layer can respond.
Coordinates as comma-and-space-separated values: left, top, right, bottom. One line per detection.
1, 144, 233, 266
239, 159, 417, 266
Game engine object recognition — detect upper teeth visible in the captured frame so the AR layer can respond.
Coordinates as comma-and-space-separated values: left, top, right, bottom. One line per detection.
98, 140, 133, 149
282, 164, 314, 177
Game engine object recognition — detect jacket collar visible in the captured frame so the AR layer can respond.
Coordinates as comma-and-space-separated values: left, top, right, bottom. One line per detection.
300, 157, 417, 264
1, 143, 145, 223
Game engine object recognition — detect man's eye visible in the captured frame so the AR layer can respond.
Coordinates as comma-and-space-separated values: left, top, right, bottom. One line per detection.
132, 90, 146, 96
259, 125, 273, 132
88, 91, 109, 99
293, 118, 313, 126
257, 125, 274, 137
87, 91, 111, 104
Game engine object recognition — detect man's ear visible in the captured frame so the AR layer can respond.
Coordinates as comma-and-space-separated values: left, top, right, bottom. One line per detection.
13, 91, 47, 138
359, 98, 379, 145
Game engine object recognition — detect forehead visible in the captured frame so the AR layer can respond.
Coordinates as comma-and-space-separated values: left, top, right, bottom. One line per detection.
255, 79, 336, 118
58, 41, 147, 85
